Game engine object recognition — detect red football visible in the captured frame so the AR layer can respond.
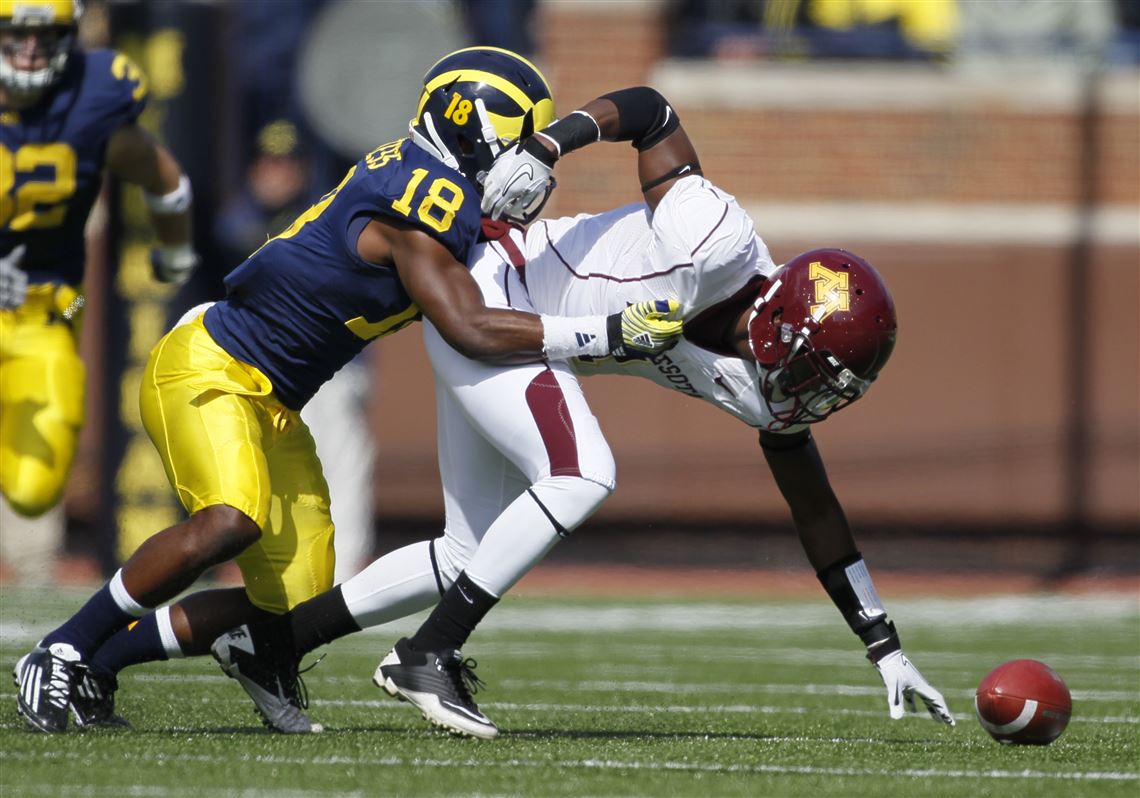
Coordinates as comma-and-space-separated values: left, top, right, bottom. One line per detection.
975, 659, 1072, 745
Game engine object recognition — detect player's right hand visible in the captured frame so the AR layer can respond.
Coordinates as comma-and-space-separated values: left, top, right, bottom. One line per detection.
150, 243, 200, 285
480, 137, 557, 221
0, 244, 29, 310
606, 299, 683, 357
873, 649, 955, 725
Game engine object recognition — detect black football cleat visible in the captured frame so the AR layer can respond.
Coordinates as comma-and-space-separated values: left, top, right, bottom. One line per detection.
71, 668, 130, 728
211, 624, 323, 734
14, 642, 85, 733
374, 637, 498, 740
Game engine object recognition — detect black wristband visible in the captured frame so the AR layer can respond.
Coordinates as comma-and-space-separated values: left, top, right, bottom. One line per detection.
535, 111, 600, 160
522, 136, 558, 167
600, 86, 680, 150
863, 619, 901, 663
605, 312, 623, 354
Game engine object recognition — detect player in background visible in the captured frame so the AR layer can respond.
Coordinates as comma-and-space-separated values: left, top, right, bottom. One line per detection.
0, 0, 198, 562
13, 46, 681, 734
209, 87, 954, 739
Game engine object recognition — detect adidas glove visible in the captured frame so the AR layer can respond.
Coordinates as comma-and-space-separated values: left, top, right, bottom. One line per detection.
150, 243, 200, 285
874, 649, 955, 725
1, 244, 29, 310
606, 299, 683, 357
480, 137, 557, 222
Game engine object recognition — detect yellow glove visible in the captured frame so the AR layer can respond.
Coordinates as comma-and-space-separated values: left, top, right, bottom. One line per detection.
607, 299, 683, 357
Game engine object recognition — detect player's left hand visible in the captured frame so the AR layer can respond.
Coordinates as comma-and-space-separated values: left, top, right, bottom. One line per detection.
150, 243, 200, 285
607, 298, 683, 357
0, 244, 29, 310
480, 137, 556, 221
873, 649, 955, 725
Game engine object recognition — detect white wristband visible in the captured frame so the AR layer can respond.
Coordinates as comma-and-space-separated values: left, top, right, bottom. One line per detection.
145, 174, 193, 215
541, 314, 609, 360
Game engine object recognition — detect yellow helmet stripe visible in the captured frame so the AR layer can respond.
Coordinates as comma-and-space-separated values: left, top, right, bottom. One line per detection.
484, 98, 556, 141
427, 46, 553, 98
417, 68, 542, 121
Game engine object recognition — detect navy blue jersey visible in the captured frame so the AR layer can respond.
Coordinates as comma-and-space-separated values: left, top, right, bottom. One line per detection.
0, 49, 147, 285
205, 138, 481, 410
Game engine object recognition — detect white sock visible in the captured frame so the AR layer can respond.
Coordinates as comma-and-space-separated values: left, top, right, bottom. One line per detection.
109, 569, 148, 617
155, 606, 185, 658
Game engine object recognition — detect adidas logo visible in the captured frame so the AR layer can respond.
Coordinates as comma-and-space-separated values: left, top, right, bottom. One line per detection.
630, 332, 653, 349
575, 332, 596, 346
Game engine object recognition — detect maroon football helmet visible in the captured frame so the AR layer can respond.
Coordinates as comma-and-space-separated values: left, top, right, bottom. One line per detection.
747, 248, 897, 428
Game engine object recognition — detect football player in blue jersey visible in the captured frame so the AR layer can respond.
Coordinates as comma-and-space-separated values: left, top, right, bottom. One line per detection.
1, 1, 197, 517
13, 45, 682, 733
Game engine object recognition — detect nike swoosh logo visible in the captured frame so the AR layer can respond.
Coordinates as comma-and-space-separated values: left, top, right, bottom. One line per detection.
458, 587, 474, 605
677, 164, 691, 175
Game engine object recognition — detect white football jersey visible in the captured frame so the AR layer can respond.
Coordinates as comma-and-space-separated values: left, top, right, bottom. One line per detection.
510, 176, 797, 430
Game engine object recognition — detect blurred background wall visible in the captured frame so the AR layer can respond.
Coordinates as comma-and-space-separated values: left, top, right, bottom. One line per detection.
38, 0, 1140, 582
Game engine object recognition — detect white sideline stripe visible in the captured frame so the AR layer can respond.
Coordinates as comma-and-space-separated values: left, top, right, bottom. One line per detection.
2, 595, 1135, 643
3, 749, 1136, 782
479, 642, 1140, 672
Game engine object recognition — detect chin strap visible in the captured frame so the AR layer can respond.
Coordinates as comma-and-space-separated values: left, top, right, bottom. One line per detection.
409, 113, 459, 172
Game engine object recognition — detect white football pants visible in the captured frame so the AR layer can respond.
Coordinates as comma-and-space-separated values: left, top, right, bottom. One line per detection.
341, 253, 615, 630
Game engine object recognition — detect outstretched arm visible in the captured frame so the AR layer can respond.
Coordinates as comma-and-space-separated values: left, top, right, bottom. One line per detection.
482, 86, 702, 216
105, 123, 199, 284
760, 429, 955, 726
356, 217, 681, 364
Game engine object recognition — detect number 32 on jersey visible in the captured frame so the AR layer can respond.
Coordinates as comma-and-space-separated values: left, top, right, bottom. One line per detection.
0, 143, 77, 230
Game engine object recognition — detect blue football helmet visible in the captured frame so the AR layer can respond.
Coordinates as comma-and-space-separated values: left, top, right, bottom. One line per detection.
410, 46, 556, 198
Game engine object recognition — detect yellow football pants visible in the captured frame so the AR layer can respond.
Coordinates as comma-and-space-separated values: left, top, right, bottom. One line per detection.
0, 284, 86, 518
140, 313, 335, 613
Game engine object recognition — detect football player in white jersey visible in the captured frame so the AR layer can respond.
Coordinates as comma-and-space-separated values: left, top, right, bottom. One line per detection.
211, 86, 954, 739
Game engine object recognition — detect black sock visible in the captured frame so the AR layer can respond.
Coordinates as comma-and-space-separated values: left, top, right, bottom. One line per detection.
289, 585, 362, 659
408, 572, 498, 653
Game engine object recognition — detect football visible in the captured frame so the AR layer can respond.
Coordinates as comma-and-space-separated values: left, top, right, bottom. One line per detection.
975, 659, 1072, 745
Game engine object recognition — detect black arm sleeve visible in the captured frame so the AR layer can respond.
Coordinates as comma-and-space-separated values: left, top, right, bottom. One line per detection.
599, 86, 681, 150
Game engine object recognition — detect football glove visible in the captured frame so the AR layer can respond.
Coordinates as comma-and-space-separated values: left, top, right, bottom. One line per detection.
480, 137, 557, 222
873, 649, 955, 726
0, 244, 29, 310
150, 243, 200, 285
606, 299, 683, 357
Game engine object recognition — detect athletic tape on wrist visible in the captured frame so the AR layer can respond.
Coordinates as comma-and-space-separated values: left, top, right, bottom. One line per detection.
144, 174, 193, 215
817, 553, 890, 638
541, 314, 610, 359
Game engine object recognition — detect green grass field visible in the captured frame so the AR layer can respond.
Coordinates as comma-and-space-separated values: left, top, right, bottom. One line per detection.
1, 582, 1137, 797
